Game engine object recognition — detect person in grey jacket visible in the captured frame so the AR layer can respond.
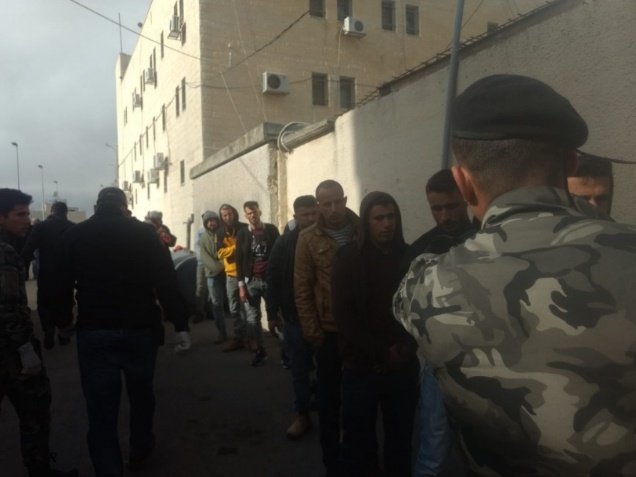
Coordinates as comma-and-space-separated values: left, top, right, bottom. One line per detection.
199, 210, 227, 343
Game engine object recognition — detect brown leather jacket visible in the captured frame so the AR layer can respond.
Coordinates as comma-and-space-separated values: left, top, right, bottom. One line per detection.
294, 209, 358, 348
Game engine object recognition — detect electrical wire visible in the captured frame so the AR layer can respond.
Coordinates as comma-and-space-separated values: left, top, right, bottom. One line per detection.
442, 0, 486, 51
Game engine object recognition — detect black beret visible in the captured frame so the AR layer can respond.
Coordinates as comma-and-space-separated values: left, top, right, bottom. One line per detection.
452, 74, 588, 148
97, 187, 127, 206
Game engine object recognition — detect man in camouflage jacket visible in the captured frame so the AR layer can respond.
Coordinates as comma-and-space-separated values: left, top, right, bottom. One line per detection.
394, 75, 636, 476
0, 188, 77, 477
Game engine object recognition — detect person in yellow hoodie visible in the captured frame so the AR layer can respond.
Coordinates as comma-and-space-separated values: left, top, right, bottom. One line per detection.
217, 204, 248, 352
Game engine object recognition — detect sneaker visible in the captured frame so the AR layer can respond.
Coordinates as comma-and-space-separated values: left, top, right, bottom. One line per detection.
286, 413, 312, 440
222, 338, 244, 352
251, 347, 268, 367
214, 333, 227, 345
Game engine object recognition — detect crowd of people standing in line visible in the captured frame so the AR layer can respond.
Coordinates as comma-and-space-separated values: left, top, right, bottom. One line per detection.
1, 73, 634, 477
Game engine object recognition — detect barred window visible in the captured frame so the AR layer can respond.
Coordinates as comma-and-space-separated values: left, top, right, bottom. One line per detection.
309, 0, 325, 18
339, 77, 355, 110
381, 1, 395, 31
337, 0, 352, 21
405, 5, 419, 35
312, 73, 328, 106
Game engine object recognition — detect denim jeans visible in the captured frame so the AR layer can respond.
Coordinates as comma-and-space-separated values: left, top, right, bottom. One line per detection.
206, 276, 227, 335
282, 318, 313, 411
314, 332, 342, 475
340, 359, 420, 477
244, 278, 265, 348
414, 363, 459, 477
77, 329, 158, 477
226, 276, 246, 340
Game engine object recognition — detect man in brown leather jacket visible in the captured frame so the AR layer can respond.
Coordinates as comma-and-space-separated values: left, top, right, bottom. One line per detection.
294, 180, 358, 477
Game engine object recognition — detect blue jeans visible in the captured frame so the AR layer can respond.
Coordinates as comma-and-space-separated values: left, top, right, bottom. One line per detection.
282, 319, 313, 411
340, 359, 420, 477
244, 278, 266, 348
414, 363, 453, 477
77, 329, 158, 477
206, 276, 227, 334
226, 276, 246, 340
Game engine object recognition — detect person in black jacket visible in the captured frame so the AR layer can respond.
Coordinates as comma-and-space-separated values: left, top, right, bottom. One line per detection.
236, 201, 280, 367
22, 201, 75, 349
332, 191, 419, 477
49, 187, 190, 476
266, 195, 318, 439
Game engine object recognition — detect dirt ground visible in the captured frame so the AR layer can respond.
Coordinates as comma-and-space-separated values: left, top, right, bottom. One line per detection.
1, 280, 324, 477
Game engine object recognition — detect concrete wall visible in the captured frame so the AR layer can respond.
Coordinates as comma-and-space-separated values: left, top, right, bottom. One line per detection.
282, 0, 636, 241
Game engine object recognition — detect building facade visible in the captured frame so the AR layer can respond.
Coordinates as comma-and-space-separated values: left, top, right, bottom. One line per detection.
116, 0, 544, 244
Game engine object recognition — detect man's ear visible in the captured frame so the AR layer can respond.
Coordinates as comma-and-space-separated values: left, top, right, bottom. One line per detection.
452, 165, 477, 206
566, 149, 579, 177
343, 196, 348, 207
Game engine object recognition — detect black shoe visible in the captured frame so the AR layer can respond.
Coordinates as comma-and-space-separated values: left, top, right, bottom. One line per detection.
43, 328, 55, 350
58, 334, 71, 346
126, 438, 155, 471
251, 347, 268, 367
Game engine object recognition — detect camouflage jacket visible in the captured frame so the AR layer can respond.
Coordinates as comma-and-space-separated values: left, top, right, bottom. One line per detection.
394, 187, 636, 476
0, 231, 33, 351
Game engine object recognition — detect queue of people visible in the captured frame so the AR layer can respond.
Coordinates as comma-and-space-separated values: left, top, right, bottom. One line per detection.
1, 73, 634, 477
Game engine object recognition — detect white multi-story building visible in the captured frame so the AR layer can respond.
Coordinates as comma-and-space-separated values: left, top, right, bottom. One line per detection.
115, 0, 544, 243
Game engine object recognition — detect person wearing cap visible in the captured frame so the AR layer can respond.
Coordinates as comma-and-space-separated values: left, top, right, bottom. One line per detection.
394, 74, 636, 475
49, 187, 191, 476
145, 210, 177, 249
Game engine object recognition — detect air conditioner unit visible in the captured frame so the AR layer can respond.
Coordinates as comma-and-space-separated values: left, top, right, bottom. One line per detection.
144, 68, 155, 85
132, 92, 143, 108
343, 16, 366, 37
168, 15, 181, 39
122, 180, 130, 191
153, 152, 165, 170
132, 171, 143, 183
147, 169, 160, 184
262, 72, 289, 94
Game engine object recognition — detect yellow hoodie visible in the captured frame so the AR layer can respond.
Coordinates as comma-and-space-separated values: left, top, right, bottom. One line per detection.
217, 231, 238, 277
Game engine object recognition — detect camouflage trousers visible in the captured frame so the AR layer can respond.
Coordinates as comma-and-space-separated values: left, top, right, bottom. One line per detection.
0, 340, 52, 469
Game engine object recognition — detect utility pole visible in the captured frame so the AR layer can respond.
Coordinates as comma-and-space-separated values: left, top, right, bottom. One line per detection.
441, 0, 465, 169
38, 165, 45, 219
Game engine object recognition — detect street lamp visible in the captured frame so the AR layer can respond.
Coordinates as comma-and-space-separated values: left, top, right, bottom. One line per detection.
53, 180, 59, 199
105, 143, 119, 185
11, 142, 20, 189
37, 165, 45, 219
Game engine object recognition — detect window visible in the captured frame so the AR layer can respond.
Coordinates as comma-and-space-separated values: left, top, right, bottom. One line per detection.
164, 169, 168, 193
179, 0, 184, 18
152, 49, 157, 87
140, 75, 144, 93
381, 1, 395, 31
180, 160, 185, 185
124, 107, 127, 125
147, 183, 150, 199
139, 136, 143, 155
160, 32, 164, 58
145, 127, 149, 148
152, 118, 156, 142
312, 73, 328, 106
135, 189, 137, 205
181, 78, 186, 111
405, 5, 419, 35
309, 0, 325, 17
175, 86, 180, 117
161, 105, 166, 131
337, 0, 351, 21
339, 77, 355, 110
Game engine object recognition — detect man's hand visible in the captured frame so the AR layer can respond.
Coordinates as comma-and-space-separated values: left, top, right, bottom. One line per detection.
239, 285, 247, 303
174, 331, 192, 355
58, 323, 76, 341
18, 342, 42, 375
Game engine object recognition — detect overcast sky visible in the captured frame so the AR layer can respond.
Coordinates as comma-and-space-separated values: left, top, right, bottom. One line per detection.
1, 0, 150, 217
